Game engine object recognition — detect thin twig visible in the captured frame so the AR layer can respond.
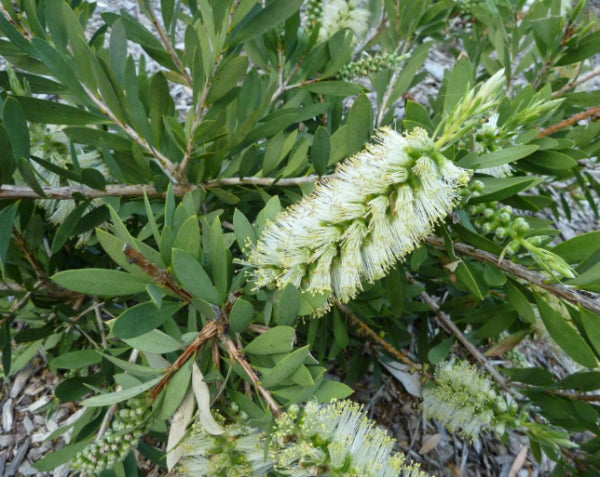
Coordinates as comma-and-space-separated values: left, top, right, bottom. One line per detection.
0, 175, 326, 200
425, 236, 600, 317
80, 84, 179, 181
93, 301, 108, 349
150, 320, 221, 399
97, 349, 140, 439
221, 334, 282, 417
140, 1, 193, 86
537, 105, 600, 138
122, 244, 194, 302
337, 303, 430, 379
414, 281, 514, 395
552, 64, 600, 97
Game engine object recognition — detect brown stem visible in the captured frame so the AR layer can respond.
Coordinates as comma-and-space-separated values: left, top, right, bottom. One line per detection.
425, 236, 600, 317
537, 106, 600, 138
139, 1, 193, 86
552, 65, 600, 97
150, 320, 221, 400
0, 175, 326, 201
337, 303, 430, 379
414, 281, 514, 395
221, 333, 282, 417
122, 244, 194, 302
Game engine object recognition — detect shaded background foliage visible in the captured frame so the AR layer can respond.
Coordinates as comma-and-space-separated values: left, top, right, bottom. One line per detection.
1, 0, 600, 475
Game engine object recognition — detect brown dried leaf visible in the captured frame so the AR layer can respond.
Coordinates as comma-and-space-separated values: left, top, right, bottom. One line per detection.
192, 362, 224, 435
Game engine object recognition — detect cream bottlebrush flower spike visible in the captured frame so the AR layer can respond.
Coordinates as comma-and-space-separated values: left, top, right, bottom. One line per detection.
177, 399, 431, 477
422, 360, 518, 441
243, 127, 471, 315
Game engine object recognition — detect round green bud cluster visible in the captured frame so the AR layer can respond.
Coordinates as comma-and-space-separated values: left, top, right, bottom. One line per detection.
468, 200, 575, 279
338, 52, 405, 80
305, 0, 323, 25
468, 201, 532, 255
72, 396, 151, 475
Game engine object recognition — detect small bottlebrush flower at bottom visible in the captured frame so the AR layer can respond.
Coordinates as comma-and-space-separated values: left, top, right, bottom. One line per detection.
177, 399, 431, 477
241, 127, 471, 315
422, 360, 517, 441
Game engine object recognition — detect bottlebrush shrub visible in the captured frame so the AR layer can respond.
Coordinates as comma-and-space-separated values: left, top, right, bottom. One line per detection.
1, 1, 600, 476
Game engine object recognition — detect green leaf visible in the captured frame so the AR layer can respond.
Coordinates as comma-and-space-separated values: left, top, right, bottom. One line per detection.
579, 309, 600, 357
244, 326, 295, 355
459, 145, 539, 170
208, 217, 229, 302
51, 269, 150, 296
524, 150, 578, 171
473, 176, 542, 202
455, 261, 484, 300
233, 208, 256, 251
311, 126, 330, 176
33, 439, 93, 472
51, 202, 89, 253
232, 0, 304, 44
207, 55, 249, 103
567, 262, 600, 292
101, 353, 166, 377
535, 295, 598, 368
50, 350, 101, 370
552, 231, 600, 264
302, 81, 364, 96
3, 97, 30, 159
0, 202, 19, 276
229, 298, 255, 334
298, 290, 330, 316
312, 379, 353, 401
13, 96, 106, 124
504, 280, 536, 324
113, 301, 183, 339
261, 345, 310, 388
64, 126, 133, 151
444, 57, 473, 113
0, 323, 11, 375
122, 328, 183, 354
428, 336, 455, 364
171, 248, 221, 304
81, 376, 162, 407
275, 284, 301, 326
173, 215, 201, 259
156, 357, 192, 420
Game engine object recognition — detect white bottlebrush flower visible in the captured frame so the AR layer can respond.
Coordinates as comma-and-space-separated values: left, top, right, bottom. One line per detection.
177, 419, 272, 477
176, 399, 431, 476
243, 127, 470, 315
271, 399, 431, 477
318, 0, 370, 43
14, 124, 110, 246
422, 360, 515, 441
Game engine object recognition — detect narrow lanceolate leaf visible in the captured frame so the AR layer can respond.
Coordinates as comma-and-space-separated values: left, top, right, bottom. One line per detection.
0, 202, 19, 277
535, 295, 598, 368
81, 376, 162, 407
231, 0, 304, 44
51, 269, 150, 296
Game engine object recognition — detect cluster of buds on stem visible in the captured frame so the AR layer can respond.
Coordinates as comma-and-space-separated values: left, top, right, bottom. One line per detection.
338, 52, 406, 80
467, 195, 575, 279
72, 396, 151, 474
